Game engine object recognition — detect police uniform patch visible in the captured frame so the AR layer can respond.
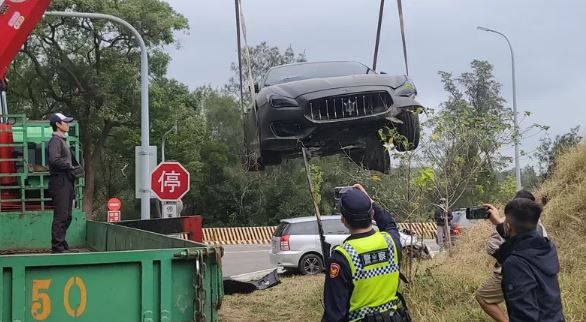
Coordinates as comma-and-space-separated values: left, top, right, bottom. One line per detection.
329, 263, 341, 278
360, 249, 391, 267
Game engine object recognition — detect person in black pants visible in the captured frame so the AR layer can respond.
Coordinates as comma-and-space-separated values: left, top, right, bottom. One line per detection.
47, 113, 75, 253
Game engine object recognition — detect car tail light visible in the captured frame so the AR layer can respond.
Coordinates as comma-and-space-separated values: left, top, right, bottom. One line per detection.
451, 224, 461, 236
280, 235, 290, 251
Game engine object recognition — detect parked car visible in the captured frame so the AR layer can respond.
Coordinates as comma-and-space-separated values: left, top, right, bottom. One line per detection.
269, 215, 428, 275
245, 61, 423, 173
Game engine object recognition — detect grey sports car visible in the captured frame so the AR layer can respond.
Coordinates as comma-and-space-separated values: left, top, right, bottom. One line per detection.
244, 61, 422, 172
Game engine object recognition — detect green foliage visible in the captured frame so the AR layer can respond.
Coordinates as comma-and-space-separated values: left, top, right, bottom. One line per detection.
536, 126, 582, 179
225, 42, 306, 104
420, 60, 515, 209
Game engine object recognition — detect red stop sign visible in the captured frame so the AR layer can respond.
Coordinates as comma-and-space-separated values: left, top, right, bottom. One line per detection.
107, 198, 122, 211
150, 162, 190, 201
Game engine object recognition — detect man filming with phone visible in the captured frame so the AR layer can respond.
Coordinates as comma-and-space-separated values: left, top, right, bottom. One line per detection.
322, 184, 410, 322
475, 191, 562, 322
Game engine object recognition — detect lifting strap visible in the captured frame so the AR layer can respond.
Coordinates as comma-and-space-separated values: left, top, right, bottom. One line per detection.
235, 0, 262, 168
396, 0, 409, 75
302, 147, 331, 266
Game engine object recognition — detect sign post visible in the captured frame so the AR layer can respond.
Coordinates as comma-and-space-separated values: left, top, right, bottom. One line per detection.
151, 162, 190, 211
107, 198, 122, 223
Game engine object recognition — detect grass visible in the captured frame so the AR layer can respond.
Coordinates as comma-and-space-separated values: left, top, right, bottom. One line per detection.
220, 274, 323, 322
220, 144, 586, 321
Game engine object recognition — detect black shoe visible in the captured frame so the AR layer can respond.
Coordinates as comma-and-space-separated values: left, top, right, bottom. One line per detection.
51, 249, 72, 254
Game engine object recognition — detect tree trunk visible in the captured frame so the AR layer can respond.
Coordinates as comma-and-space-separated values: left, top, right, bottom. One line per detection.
82, 147, 95, 219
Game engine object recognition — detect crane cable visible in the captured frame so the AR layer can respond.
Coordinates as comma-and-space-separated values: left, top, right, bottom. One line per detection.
235, 0, 262, 169
372, 0, 410, 75
396, 0, 409, 75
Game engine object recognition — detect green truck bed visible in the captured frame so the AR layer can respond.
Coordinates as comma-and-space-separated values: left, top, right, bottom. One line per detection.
0, 211, 223, 322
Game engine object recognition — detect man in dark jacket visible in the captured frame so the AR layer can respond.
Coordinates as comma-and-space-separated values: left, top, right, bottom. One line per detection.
48, 112, 76, 253
488, 198, 564, 322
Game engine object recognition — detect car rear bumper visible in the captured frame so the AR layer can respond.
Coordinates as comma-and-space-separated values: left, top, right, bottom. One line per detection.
269, 250, 303, 269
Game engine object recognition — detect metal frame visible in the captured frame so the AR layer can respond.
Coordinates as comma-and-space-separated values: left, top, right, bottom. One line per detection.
0, 114, 83, 213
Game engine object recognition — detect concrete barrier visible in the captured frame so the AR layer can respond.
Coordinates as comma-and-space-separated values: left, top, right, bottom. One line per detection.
202, 222, 437, 245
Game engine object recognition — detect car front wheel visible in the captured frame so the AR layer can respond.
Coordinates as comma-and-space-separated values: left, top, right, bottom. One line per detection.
299, 253, 323, 275
393, 110, 420, 152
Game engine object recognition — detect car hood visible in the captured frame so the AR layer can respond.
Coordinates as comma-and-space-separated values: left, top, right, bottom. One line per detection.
261, 74, 409, 99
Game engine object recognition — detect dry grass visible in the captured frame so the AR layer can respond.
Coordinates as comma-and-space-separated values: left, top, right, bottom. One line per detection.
537, 143, 586, 321
220, 275, 323, 322
220, 144, 586, 321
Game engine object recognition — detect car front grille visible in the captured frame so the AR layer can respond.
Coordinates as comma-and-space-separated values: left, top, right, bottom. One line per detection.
306, 91, 392, 121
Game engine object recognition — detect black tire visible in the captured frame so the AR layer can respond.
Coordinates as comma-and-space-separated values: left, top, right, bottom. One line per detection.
260, 150, 282, 166
393, 110, 420, 152
298, 253, 324, 275
349, 133, 390, 173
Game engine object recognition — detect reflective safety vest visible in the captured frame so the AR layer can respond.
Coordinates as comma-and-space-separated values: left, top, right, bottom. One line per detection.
335, 231, 400, 322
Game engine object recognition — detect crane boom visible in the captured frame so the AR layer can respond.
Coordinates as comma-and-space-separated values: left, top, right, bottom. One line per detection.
0, 0, 51, 79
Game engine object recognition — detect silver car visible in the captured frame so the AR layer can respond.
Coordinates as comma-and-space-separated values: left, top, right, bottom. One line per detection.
269, 215, 424, 275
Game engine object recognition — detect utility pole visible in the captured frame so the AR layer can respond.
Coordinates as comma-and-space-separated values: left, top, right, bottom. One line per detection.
45, 11, 152, 218
477, 26, 522, 191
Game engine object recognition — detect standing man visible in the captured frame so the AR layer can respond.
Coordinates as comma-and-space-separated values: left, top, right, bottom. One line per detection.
476, 190, 548, 322
434, 199, 452, 249
48, 113, 76, 253
488, 198, 564, 322
322, 184, 409, 322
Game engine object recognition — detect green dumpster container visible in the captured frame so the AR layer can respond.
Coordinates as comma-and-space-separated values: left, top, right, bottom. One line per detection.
0, 211, 223, 322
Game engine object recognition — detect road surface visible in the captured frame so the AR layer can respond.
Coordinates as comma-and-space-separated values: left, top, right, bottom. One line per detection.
221, 240, 442, 277
222, 244, 274, 277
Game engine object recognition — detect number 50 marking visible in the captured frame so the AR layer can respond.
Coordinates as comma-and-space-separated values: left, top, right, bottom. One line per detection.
32, 277, 87, 320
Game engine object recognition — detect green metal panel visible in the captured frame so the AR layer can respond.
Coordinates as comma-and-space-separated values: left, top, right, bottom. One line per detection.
0, 114, 84, 213
0, 210, 86, 250
0, 222, 223, 322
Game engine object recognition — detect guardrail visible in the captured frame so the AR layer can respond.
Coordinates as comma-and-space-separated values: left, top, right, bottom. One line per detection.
202, 222, 437, 245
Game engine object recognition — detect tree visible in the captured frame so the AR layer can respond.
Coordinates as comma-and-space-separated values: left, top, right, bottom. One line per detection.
418, 60, 515, 210
7, 0, 188, 217
536, 126, 583, 179
224, 42, 306, 104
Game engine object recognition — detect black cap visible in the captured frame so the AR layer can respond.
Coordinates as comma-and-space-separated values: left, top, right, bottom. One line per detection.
49, 113, 74, 126
340, 188, 373, 224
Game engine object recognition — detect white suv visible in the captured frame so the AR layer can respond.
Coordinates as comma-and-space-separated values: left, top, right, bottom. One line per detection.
269, 215, 423, 275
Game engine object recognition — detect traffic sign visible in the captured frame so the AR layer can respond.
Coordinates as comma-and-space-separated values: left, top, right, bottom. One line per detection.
107, 198, 122, 211
107, 211, 121, 222
150, 162, 190, 201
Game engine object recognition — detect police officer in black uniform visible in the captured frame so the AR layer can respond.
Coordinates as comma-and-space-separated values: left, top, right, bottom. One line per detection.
47, 113, 75, 253
323, 184, 407, 322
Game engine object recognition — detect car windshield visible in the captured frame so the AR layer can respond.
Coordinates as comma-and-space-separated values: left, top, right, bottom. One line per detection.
264, 62, 373, 86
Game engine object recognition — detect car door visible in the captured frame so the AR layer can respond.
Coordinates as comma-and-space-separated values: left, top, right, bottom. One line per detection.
323, 218, 350, 252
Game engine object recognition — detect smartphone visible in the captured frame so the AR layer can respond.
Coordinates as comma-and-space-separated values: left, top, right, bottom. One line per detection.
334, 186, 353, 200
466, 207, 489, 220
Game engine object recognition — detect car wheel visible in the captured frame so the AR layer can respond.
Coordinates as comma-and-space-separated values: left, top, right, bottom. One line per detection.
349, 133, 390, 173
298, 253, 323, 275
393, 110, 420, 152
260, 149, 282, 166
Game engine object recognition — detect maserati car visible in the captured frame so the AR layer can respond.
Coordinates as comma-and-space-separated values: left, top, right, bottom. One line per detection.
244, 61, 423, 172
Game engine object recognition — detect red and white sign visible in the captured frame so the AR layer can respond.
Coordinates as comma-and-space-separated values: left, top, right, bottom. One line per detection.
107, 211, 121, 223
150, 162, 190, 201
107, 197, 122, 211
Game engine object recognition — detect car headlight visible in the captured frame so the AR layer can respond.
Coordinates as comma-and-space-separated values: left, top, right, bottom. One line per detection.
268, 95, 299, 108
396, 80, 417, 98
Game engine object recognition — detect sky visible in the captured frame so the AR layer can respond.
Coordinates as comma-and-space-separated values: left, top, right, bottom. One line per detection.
163, 0, 586, 168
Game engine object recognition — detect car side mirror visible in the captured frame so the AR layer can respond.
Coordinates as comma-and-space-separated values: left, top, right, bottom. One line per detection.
254, 82, 260, 93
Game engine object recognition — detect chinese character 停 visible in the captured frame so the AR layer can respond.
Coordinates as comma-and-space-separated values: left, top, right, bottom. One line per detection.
158, 170, 181, 193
